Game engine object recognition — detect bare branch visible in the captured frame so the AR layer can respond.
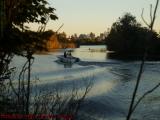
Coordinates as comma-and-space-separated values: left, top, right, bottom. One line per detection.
56, 23, 64, 33
18, 60, 28, 95
150, 4, 153, 22
9, 78, 18, 97
141, 8, 150, 27
150, 0, 159, 30
132, 82, 160, 113
74, 77, 93, 118
126, 53, 146, 120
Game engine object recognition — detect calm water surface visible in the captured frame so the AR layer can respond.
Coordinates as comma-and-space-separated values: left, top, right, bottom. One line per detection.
12, 45, 160, 120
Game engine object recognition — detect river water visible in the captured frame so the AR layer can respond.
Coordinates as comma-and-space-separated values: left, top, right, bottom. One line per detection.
11, 45, 160, 120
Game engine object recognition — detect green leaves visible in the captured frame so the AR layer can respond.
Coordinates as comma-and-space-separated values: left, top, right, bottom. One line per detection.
7, 0, 58, 26
40, 17, 46, 24
50, 14, 58, 20
1, 0, 58, 55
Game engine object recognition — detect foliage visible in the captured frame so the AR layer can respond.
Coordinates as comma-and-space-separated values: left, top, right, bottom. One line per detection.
0, 0, 58, 115
105, 13, 160, 55
0, 0, 58, 55
4, 0, 58, 27
75, 33, 106, 45
0, 0, 58, 83
57, 32, 68, 43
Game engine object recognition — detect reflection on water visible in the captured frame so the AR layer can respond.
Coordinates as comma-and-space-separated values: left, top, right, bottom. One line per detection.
88, 79, 118, 97
73, 45, 107, 62
11, 45, 160, 120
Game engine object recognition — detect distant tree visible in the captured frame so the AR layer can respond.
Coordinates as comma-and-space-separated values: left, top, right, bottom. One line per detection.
57, 32, 68, 43
79, 34, 88, 39
73, 32, 106, 45
89, 32, 96, 40
99, 33, 105, 40
73, 33, 78, 39
70, 34, 78, 42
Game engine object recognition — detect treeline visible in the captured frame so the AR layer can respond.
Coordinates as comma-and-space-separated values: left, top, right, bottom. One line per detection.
105, 13, 160, 60
69, 32, 107, 46
43, 31, 108, 49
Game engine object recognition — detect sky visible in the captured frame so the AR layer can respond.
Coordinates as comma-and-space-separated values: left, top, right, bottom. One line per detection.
29, 0, 160, 36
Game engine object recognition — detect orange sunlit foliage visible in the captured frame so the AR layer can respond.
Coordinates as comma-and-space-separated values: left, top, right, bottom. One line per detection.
46, 34, 76, 50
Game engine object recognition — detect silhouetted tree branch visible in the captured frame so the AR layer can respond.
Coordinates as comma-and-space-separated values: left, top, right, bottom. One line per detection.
31, 77, 93, 119
132, 82, 160, 113
126, 1, 159, 120
150, 4, 153, 23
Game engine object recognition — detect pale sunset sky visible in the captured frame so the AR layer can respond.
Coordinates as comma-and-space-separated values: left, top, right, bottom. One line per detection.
29, 0, 160, 36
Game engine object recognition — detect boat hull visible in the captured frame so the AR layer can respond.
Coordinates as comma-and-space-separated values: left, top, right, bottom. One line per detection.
57, 55, 80, 63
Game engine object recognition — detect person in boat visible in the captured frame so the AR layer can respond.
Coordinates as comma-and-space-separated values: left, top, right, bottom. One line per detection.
64, 49, 73, 58
64, 51, 67, 58
68, 51, 72, 57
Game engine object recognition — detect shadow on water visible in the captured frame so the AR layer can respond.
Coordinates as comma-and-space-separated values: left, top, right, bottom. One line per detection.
107, 52, 160, 61
54, 60, 73, 68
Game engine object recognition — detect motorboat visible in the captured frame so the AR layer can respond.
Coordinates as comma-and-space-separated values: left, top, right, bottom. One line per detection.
57, 49, 80, 63
57, 55, 80, 63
